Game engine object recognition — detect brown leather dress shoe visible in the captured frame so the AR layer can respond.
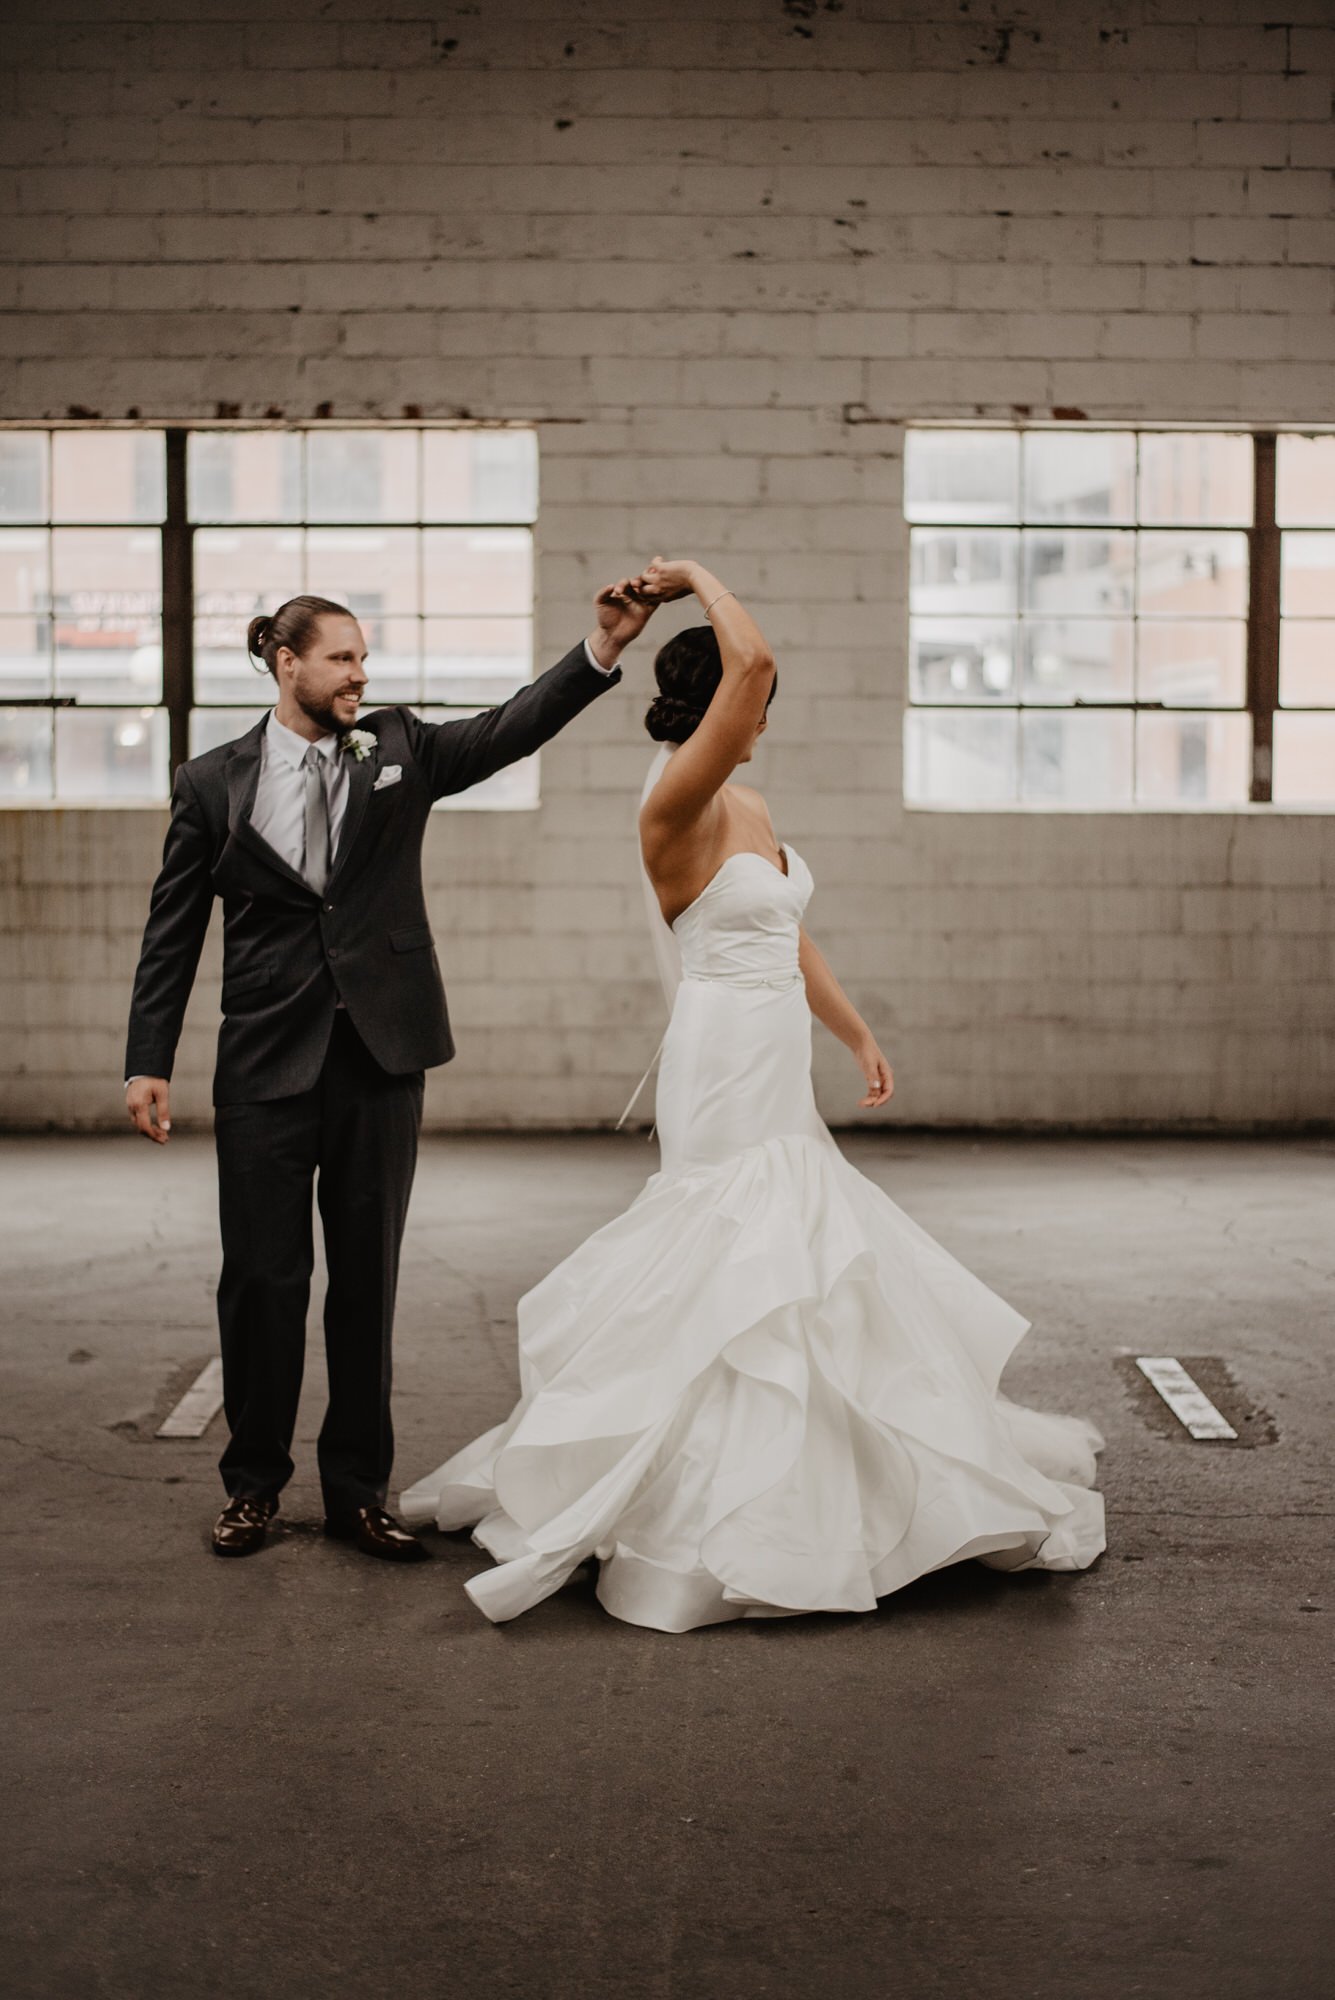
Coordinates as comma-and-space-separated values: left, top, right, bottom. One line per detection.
324, 1504, 430, 1563
212, 1493, 278, 1558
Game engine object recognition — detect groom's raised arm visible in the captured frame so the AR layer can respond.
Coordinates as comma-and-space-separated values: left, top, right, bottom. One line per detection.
407, 639, 621, 802
124, 763, 217, 1084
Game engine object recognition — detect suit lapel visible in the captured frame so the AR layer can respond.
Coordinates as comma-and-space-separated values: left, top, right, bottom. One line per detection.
224, 714, 318, 898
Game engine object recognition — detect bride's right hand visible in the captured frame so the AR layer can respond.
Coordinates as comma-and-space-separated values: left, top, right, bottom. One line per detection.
634, 556, 698, 603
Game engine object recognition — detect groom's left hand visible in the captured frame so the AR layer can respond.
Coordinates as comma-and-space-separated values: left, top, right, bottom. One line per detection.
587, 576, 657, 670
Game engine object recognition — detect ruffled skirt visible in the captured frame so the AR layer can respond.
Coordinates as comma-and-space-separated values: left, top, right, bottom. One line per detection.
400, 1124, 1106, 1632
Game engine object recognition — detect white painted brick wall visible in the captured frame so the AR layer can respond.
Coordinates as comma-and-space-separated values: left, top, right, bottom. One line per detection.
1, 0, 1333, 1133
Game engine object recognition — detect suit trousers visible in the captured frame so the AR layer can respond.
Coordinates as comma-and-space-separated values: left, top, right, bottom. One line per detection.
214, 1010, 425, 1519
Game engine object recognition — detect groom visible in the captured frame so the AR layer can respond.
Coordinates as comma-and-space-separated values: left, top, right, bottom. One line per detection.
125, 582, 656, 1560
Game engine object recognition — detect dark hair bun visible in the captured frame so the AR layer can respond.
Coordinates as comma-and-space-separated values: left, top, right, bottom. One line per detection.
246, 613, 273, 661
644, 624, 724, 743
645, 693, 706, 743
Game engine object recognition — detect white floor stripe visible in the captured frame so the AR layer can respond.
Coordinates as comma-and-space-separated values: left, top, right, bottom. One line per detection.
1135, 1356, 1238, 1440
156, 1357, 225, 1439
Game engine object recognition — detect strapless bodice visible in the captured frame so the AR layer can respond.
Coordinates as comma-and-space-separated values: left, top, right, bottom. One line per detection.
670, 844, 813, 986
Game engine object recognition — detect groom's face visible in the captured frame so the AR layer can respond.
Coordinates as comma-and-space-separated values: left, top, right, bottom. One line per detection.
285, 615, 369, 733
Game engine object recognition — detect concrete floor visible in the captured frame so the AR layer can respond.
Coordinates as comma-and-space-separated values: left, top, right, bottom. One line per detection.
3, 1130, 1333, 2000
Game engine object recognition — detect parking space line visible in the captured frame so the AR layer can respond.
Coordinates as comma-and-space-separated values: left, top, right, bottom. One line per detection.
156, 1357, 225, 1439
1135, 1356, 1239, 1440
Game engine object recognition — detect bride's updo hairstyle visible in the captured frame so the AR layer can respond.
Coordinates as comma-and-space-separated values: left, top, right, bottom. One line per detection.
645, 625, 776, 744
246, 594, 352, 680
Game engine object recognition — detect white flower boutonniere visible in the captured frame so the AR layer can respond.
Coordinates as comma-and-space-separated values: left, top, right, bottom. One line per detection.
341, 728, 376, 763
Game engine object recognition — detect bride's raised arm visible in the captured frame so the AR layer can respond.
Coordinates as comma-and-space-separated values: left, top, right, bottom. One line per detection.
635, 559, 775, 864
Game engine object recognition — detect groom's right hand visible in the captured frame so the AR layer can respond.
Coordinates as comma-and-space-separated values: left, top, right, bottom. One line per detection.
126, 1077, 172, 1145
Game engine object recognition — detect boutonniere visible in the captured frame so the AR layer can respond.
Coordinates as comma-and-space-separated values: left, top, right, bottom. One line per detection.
341, 728, 376, 763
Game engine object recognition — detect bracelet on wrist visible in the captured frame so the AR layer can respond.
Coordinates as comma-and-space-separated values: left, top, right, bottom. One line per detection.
703, 589, 734, 616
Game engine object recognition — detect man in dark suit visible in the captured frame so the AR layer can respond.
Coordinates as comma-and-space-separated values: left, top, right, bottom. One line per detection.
125, 581, 656, 1561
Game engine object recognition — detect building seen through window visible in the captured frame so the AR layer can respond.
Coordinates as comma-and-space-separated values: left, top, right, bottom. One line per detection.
904, 428, 1334, 809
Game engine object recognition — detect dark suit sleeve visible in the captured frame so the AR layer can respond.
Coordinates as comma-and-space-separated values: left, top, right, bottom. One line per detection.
124, 764, 216, 1082
405, 640, 621, 802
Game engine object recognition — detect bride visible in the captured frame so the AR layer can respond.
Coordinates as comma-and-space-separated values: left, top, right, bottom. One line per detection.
401, 559, 1106, 1631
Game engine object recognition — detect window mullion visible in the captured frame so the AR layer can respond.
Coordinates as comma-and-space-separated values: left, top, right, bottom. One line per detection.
162, 428, 193, 779
1246, 432, 1279, 804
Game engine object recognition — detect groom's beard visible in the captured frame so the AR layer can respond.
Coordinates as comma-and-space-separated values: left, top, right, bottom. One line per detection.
297, 688, 360, 736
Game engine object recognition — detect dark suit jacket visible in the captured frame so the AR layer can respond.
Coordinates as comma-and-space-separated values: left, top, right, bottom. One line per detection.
125, 641, 620, 1106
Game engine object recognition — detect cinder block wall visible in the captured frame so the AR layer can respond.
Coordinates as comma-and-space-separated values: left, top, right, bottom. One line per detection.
2, 0, 1333, 1131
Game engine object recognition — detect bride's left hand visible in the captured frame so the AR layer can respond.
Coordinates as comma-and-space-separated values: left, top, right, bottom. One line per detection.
855, 1037, 894, 1110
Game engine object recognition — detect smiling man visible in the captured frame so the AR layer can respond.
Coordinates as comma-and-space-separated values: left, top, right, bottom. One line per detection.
124, 584, 657, 1563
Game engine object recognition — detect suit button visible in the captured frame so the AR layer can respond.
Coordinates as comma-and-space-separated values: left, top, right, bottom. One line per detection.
328, 947, 340, 958
324, 902, 335, 912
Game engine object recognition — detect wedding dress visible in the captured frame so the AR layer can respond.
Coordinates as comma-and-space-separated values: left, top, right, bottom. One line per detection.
401, 759, 1106, 1631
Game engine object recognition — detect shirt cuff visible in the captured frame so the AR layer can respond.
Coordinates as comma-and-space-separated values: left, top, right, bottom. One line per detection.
584, 637, 618, 676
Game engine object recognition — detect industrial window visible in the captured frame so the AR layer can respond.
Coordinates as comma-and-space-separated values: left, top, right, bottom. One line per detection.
0, 425, 539, 808
903, 428, 1334, 810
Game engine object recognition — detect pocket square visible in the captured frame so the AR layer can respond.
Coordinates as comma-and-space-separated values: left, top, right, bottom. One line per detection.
372, 765, 402, 791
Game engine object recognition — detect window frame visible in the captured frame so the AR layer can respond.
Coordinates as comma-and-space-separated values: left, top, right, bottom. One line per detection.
903, 425, 1330, 810
0, 422, 540, 806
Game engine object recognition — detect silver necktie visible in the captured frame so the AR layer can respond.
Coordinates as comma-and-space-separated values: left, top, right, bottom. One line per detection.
302, 743, 331, 895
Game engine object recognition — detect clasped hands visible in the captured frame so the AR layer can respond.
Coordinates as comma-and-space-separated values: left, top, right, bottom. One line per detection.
591, 558, 701, 659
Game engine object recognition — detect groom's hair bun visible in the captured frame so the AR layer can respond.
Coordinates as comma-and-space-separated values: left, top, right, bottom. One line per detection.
645, 623, 777, 743
246, 594, 353, 679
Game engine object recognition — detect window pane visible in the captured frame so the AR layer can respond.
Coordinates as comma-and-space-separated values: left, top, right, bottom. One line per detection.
1279, 621, 1335, 707
1019, 708, 1133, 805
910, 529, 1017, 616
54, 706, 168, 801
1135, 711, 1249, 805
422, 528, 533, 616
306, 431, 418, 524
1021, 619, 1133, 703
1276, 436, 1335, 527
1136, 620, 1245, 706
904, 430, 1018, 524
360, 615, 421, 703
909, 618, 1016, 702
1280, 533, 1335, 618
1022, 432, 1136, 524
903, 708, 1017, 806
306, 527, 419, 616
189, 706, 268, 758
423, 616, 532, 704
423, 430, 537, 523
194, 527, 303, 697
1137, 530, 1248, 619
52, 431, 164, 524
188, 432, 303, 523
1137, 433, 1252, 526
0, 707, 53, 799
0, 526, 50, 610
422, 707, 540, 809
194, 620, 273, 703
0, 615, 53, 698
0, 434, 48, 523
51, 528, 161, 701
1023, 530, 1135, 616
1273, 712, 1335, 805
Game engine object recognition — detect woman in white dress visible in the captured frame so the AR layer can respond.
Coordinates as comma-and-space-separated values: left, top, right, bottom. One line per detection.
401, 559, 1106, 1632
